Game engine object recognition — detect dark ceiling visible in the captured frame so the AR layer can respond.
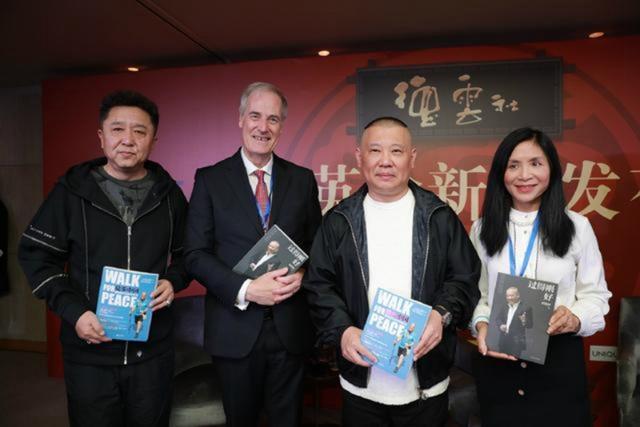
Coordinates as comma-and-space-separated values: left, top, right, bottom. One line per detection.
2, 0, 639, 88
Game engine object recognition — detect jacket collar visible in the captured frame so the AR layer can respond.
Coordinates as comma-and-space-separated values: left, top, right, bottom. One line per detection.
60, 157, 177, 216
333, 180, 444, 223
332, 180, 445, 300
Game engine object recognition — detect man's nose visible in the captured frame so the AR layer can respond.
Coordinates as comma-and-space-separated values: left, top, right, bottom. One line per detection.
257, 118, 268, 132
121, 128, 135, 144
379, 150, 392, 165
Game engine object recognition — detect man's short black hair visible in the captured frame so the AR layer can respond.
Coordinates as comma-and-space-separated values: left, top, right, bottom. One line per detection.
99, 90, 159, 134
363, 116, 409, 130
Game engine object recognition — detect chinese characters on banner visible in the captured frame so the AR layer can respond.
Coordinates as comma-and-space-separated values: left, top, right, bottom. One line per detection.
357, 58, 561, 138
315, 161, 635, 221
392, 73, 520, 129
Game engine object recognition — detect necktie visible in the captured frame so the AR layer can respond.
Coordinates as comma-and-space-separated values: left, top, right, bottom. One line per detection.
254, 170, 269, 223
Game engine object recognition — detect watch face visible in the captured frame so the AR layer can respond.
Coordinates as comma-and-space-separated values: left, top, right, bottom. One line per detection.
436, 307, 451, 326
441, 313, 450, 325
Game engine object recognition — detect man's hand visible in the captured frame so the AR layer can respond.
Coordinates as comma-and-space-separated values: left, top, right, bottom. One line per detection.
246, 267, 289, 305
413, 310, 443, 360
547, 305, 581, 335
273, 269, 304, 303
150, 279, 175, 312
476, 321, 517, 361
75, 311, 111, 344
518, 312, 527, 326
340, 326, 376, 367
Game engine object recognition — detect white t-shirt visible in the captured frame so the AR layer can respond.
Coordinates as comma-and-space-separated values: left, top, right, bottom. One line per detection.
341, 190, 448, 405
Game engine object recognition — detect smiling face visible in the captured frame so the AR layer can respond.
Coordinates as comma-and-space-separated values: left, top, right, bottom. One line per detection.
239, 89, 284, 168
504, 139, 551, 212
506, 287, 520, 305
356, 123, 416, 203
266, 240, 280, 255
98, 106, 156, 181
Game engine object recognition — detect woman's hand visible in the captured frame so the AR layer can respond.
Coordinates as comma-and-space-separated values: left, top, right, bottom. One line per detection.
547, 305, 581, 335
476, 321, 517, 361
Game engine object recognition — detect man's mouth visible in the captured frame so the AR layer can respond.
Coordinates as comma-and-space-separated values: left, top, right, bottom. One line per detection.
376, 173, 395, 180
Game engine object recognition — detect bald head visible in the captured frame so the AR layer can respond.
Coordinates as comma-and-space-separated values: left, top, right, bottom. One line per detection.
360, 116, 411, 146
356, 116, 416, 203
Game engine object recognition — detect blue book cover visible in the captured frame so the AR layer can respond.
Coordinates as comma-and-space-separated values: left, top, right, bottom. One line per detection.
96, 266, 158, 342
361, 288, 432, 379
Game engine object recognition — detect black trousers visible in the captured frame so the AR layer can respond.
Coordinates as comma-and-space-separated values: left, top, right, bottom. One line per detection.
214, 317, 304, 427
63, 349, 174, 427
342, 389, 449, 427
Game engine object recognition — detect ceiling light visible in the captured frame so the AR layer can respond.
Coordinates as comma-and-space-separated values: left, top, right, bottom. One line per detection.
588, 32, 604, 39
127, 67, 140, 72
318, 50, 330, 57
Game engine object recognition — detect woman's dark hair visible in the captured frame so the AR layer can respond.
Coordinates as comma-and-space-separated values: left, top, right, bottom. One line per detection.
480, 127, 575, 257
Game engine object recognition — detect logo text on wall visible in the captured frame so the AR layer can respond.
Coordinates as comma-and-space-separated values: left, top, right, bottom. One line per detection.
589, 345, 617, 362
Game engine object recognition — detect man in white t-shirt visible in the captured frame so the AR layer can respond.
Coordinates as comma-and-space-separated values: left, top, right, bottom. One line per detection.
304, 117, 481, 426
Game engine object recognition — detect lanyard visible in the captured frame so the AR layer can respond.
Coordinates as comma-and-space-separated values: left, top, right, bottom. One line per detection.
254, 170, 274, 232
508, 215, 539, 277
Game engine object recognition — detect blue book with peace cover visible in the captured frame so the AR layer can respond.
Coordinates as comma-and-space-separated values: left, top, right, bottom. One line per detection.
96, 266, 158, 342
361, 288, 432, 379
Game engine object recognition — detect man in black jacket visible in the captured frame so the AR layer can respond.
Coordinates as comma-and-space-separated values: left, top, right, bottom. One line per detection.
497, 286, 533, 358
304, 117, 480, 426
19, 90, 190, 427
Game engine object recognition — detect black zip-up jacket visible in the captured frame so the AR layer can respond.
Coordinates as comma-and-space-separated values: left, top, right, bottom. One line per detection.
19, 158, 190, 365
304, 181, 480, 390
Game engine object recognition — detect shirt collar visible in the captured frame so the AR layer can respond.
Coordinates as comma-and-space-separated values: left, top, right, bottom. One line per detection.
240, 148, 273, 177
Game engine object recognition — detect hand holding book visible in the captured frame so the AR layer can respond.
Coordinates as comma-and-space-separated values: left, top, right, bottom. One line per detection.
273, 268, 305, 303
412, 310, 443, 361
245, 267, 289, 306
75, 311, 111, 345
547, 305, 581, 335
341, 326, 377, 367
475, 321, 517, 361
149, 279, 174, 312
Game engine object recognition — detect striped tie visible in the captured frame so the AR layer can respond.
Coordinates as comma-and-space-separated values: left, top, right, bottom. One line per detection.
254, 170, 269, 219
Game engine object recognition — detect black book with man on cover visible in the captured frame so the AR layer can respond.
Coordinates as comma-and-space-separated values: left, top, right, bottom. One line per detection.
233, 225, 308, 279
486, 273, 558, 364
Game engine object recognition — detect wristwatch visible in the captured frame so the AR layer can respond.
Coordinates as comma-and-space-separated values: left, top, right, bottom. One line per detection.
434, 305, 452, 327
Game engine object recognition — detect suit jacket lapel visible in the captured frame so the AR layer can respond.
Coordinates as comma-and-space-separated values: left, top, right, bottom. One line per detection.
269, 154, 291, 228
225, 150, 265, 235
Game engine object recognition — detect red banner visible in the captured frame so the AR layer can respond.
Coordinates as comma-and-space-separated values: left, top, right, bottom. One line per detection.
43, 35, 640, 426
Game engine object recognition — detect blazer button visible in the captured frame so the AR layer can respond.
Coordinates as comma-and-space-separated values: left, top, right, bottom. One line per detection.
517, 389, 525, 396
520, 362, 527, 368
137, 350, 143, 358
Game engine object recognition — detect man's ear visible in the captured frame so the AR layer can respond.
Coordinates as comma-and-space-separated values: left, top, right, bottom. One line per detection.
97, 129, 105, 149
